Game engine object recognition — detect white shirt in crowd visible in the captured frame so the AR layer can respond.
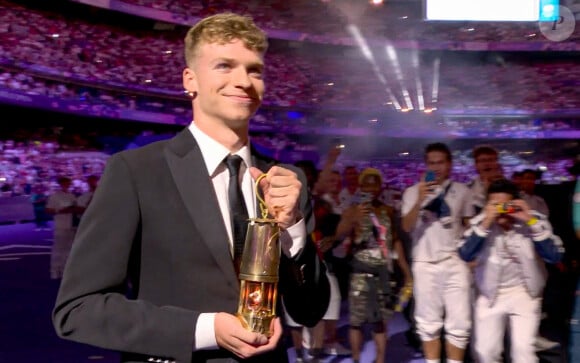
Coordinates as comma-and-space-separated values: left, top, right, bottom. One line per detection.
46, 190, 77, 230
402, 180, 474, 262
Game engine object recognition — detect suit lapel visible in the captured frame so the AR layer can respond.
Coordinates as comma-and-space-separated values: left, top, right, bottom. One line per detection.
164, 129, 238, 289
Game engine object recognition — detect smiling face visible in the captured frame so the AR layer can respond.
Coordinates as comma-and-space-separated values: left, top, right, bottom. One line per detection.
183, 39, 265, 132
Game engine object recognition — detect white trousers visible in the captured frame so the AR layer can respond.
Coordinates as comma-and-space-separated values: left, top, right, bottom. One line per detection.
473, 285, 541, 363
412, 256, 472, 348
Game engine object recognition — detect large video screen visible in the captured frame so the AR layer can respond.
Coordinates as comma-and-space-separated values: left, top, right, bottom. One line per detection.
424, 0, 559, 21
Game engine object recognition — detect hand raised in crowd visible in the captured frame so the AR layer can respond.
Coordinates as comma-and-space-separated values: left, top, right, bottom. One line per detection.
250, 166, 302, 229
214, 313, 282, 359
327, 145, 342, 163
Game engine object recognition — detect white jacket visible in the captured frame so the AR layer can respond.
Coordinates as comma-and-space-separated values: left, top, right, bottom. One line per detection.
459, 211, 564, 304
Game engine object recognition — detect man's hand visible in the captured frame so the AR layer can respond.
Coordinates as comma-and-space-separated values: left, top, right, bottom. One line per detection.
509, 198, 533, 223
418, 180, 436, 204
324, 146, 341, 164
250, 166, 301, 229
355, 202, 371, 220
482, 200, 500, 229
214, 313, 282, 359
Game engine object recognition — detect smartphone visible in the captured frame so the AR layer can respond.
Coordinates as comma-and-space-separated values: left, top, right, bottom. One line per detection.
353, 191, 373, 205
424, 170, 436, 182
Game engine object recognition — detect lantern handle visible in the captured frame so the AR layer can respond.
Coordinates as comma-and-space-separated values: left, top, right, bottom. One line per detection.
255, 173, 269, 219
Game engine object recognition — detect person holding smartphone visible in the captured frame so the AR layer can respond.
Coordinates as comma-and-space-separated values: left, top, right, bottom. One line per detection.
336, 168, 412, 363
401, 143, 474, 363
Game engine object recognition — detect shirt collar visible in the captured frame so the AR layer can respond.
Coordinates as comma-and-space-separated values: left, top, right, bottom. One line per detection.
188, 122, 252, 176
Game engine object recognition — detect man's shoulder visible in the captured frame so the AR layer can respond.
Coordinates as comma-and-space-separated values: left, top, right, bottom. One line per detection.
402, 183, 419, 195
450, 181, 470, 193
109, 136, 175, 167
466, 177, 482, 190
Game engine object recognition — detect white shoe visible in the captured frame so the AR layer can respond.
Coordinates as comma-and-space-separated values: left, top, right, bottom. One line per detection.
323, 342, 351, 356
535, 336, 560, 351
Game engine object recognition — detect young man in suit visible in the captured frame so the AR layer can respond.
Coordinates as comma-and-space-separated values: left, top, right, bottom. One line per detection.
52, 13, 329, 363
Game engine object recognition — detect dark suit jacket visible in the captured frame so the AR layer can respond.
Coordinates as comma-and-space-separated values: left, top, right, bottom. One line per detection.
52, 129, 329, 363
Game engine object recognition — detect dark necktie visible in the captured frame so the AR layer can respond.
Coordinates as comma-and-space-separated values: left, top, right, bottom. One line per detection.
224, 155, 249, 272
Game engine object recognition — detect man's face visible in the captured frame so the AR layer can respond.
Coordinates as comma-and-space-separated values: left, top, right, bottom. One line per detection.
488, 192, 514, 229
183, 39, 265, 130
425, 151, 451, 182
475, 153, 500, 182
511, 174, 523, 189
360, 175, 381, 198
343, 167, 359, 188
520, 172, 537, 194
328, 173, 342, 194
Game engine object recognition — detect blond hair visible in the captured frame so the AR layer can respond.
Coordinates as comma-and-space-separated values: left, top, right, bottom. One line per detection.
184, 13, 268, 67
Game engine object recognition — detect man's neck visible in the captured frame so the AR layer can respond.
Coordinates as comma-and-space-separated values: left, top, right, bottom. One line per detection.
193, 118, 248, 152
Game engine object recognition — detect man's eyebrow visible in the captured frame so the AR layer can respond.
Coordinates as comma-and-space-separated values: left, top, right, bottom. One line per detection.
211, 57, 235, 63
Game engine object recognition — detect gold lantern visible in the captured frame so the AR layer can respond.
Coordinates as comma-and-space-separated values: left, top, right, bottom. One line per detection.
236, 174, 281, 337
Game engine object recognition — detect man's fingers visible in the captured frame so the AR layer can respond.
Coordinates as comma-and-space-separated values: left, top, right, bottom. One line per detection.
254, 318, 283, 355
266, 185, 296, 197
267, 165, 296, 177
249, 166, 268, 190
268, 176, 296, 188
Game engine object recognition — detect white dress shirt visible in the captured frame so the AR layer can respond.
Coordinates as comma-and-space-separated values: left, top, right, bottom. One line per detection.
188, 122, 307, 350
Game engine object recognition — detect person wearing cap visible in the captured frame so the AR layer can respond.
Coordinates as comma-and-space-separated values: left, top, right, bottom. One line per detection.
336, 167, 412, 363
459, 178, 564, 363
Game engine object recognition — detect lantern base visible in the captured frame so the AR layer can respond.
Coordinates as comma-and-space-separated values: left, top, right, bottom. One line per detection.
237, 312, 275, 337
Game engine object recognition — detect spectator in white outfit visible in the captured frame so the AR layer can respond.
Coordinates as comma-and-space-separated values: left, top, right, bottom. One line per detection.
401, 142, 474, 363
76, 174, 100, 214
46, 176, 78, 279
459, 178, 564, 363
